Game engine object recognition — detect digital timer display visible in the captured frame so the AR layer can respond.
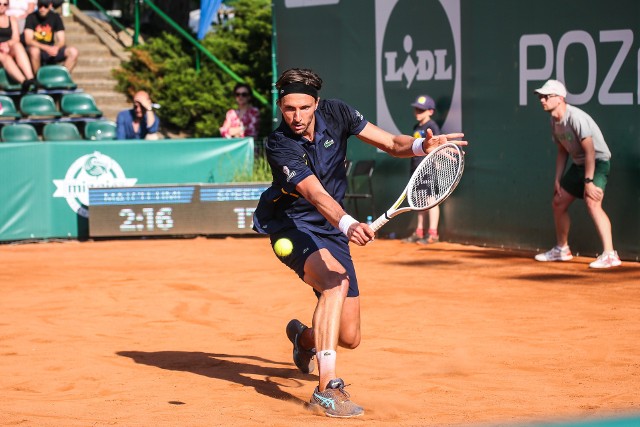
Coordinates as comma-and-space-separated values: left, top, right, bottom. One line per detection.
88, 183, 267, 238
119, 207, 174, 232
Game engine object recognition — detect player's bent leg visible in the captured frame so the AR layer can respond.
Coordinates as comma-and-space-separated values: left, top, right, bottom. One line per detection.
294, 238, 364, 415
304, 248, 350, 389
313, 286, 349, 387
338, 296, 361, 349
286, 319, 316, 374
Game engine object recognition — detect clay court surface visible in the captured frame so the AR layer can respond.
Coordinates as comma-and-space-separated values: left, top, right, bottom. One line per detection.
1, 237, 639, 426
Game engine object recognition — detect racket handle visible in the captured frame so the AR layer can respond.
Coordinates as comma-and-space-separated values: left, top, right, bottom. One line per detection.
369, 215, 389, 232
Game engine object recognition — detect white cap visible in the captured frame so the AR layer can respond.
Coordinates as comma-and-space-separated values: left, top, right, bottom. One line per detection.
534, 79, 567, 97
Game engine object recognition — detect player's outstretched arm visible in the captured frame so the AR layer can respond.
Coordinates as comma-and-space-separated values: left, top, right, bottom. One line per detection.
356, 122, 466, 157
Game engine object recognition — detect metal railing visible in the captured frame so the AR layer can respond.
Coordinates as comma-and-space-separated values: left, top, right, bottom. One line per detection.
71, 0, 133, 39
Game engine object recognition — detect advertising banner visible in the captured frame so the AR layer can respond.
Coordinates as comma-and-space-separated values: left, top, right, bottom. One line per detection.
0, 137, 253, 241
273, 0, 639, 259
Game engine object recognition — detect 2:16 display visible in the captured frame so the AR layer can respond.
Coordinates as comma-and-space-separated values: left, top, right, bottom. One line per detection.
119, 207, 174, 232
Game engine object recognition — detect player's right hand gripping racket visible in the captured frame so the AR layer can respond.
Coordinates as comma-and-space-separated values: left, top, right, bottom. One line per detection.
370, 142, 465, 232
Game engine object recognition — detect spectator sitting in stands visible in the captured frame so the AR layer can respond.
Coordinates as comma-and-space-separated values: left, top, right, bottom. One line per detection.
6, 0, 35, 33
0, 0, 36, 92
219, 82, 260, 139
23, 0, 77, 73
116, 90, 161, 140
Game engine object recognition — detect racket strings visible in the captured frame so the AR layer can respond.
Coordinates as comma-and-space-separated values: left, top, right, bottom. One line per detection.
409, 149, 462, 209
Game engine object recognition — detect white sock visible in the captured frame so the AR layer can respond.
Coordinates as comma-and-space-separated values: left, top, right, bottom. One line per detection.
316, 349, 336, 374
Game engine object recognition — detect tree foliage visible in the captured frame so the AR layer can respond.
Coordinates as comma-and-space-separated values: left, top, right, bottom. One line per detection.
113, 0, 273, 138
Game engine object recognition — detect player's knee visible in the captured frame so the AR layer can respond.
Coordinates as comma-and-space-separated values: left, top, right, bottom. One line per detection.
318, 276, 349, 301
339, 328, 361, 349
327, 275, 350, 297
342, 335, 361, 349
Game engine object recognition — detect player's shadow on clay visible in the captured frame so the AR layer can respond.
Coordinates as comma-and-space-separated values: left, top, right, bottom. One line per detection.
394, 259, 460, 267
117, 351, 310, 403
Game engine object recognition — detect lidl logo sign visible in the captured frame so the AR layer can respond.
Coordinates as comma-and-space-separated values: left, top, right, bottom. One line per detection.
376, 0, 461, 135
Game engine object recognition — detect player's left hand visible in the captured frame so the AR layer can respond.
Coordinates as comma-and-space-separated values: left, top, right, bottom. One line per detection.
424, 129, 468, 153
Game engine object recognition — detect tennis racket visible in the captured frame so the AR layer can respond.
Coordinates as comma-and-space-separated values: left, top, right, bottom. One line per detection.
370, 142, 465, 232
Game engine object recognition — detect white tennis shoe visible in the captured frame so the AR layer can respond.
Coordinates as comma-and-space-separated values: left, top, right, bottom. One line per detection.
535, 245, 573, 262
589, 251, 622, 269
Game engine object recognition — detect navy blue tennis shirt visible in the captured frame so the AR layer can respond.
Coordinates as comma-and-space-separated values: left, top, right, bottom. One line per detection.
253, 99, 368, 236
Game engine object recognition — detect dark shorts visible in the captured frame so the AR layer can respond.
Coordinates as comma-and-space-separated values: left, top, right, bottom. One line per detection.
269, 228, 360, 297
41, 46, 67, 65
561, 160, 610, 199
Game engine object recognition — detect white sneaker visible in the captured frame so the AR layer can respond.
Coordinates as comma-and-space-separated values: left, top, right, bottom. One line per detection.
589, 251, 622, 269
535, 245, 573, 262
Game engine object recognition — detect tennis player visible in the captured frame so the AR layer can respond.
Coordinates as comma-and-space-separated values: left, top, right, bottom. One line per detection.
253, 68, 466, 417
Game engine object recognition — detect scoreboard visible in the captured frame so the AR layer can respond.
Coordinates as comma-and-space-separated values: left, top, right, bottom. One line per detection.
88, 183, 268, 237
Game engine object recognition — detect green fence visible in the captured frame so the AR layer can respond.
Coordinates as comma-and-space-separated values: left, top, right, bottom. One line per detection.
0, 137, 253, 241
273, 0, 639, 260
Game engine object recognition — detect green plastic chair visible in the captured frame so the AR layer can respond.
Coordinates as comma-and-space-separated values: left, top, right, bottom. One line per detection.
1, 123, 39, 142
36, 65, 78, 90
0, 68, 22, 91
61, 93, 103, 117
20, 94, 63, 118
42, 122, 82, 141
0, 95, 23, 119
84, 120, 117, 140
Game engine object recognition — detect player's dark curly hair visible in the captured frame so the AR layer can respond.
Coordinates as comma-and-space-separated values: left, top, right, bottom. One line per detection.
275, 68, 323, 91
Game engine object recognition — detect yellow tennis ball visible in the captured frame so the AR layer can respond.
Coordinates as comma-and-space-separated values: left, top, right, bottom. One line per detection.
274, 238, 293, 257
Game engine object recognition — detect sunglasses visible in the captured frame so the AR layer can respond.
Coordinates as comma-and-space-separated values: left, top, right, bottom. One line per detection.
235, 92, 250, 97
38, 3, 52, 8
538, 94, 558, 100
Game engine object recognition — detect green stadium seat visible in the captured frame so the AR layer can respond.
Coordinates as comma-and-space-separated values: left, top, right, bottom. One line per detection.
84, 120, 117, 140
0, 95, 23, 119
36, 65, 78, 90
0, 68, 22, 91
61, 93, 103, 117
43, 122, 82, 141
1, 123, 39, 142
20, 94, 63, 118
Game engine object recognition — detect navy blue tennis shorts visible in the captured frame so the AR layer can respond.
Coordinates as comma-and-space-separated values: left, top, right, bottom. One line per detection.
269, 228, 360, 297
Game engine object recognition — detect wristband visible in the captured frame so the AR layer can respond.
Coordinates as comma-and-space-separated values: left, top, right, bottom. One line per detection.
411, 138, 427, 156
338, 214, 358, 236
